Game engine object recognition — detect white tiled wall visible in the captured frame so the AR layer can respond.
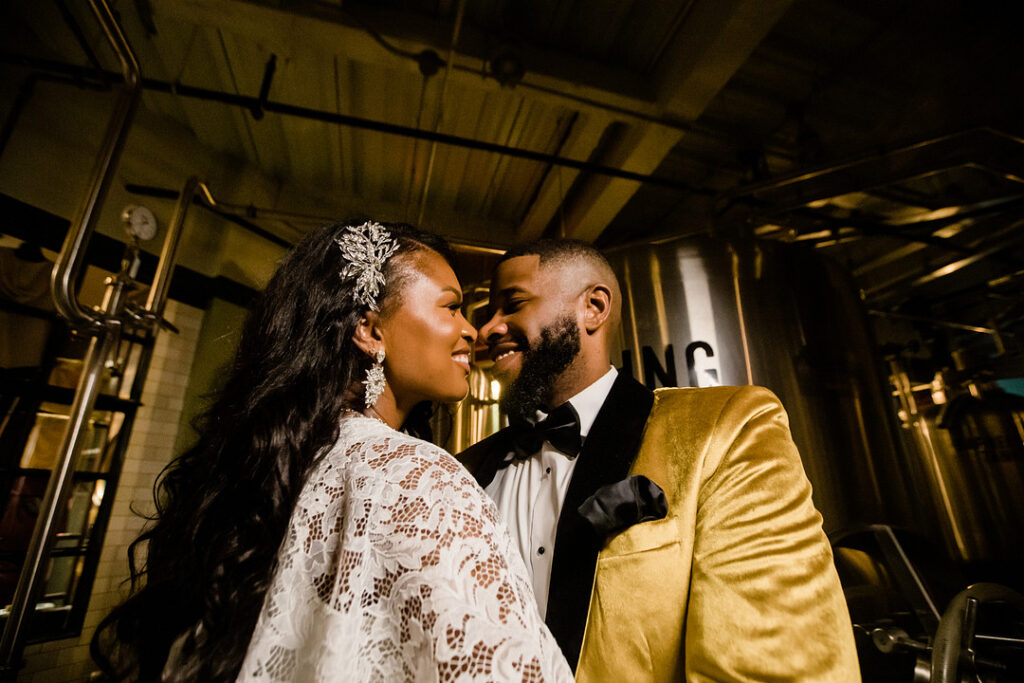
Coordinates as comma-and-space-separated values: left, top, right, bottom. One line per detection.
19, 299, 204, 682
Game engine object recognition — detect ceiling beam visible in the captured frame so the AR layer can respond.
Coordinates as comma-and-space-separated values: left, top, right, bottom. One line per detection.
515, 110, 612, 242
560, 0, 795, 243
722, 128, 1024, 213
149, 0, 675, 125
148, 0, 792, 246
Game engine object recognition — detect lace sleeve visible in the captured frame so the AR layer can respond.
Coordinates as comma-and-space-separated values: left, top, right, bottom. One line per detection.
239, 418, 573, 682
382, 438, 572, 682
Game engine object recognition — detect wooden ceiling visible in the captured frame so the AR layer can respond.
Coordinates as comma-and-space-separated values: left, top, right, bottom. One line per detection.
2, 0, 1023, 345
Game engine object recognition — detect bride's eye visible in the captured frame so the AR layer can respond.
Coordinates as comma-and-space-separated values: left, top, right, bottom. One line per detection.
447, 303, 462, 316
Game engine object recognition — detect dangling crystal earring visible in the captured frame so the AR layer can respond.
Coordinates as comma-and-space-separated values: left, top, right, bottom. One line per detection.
363, 349, 386, 409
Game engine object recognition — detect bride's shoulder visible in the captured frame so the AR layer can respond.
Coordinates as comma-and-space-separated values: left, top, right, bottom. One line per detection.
335, 414, 472, 482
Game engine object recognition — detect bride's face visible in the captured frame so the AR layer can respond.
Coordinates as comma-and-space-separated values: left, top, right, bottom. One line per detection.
378, 249, 477, 406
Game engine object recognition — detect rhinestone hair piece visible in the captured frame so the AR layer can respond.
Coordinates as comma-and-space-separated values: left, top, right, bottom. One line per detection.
334, 221, 401, 310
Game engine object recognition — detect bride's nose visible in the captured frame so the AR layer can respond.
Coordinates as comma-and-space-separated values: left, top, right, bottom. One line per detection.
460, 316, 478, 343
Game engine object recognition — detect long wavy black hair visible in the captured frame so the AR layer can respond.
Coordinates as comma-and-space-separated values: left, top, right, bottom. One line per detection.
91, 220, 454, 681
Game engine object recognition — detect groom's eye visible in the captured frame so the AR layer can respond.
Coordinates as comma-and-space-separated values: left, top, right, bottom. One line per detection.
505, 299, 525, 313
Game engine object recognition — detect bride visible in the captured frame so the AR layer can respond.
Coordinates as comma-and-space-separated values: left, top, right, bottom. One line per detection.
91, 221, 572, 682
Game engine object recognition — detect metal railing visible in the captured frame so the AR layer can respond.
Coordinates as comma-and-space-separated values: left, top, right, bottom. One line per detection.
0, 3, 200, 677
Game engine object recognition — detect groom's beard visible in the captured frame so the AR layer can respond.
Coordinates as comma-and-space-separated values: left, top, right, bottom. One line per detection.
500, 315, 581, 423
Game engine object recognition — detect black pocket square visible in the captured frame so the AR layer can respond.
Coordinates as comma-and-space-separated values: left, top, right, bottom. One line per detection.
577, 474, 668, 538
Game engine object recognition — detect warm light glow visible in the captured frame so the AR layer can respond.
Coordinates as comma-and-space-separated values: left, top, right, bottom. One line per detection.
679, 252, 722, 387
930, 373, 947, 405
92, 480, 106, 508
793, 230, 833, 241
899, 206, 959, 224
649, 254, 670, 350
699, 369, 721, 388
489, 380, 501, 400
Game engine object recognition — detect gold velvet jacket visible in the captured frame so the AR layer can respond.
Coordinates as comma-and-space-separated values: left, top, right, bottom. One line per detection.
577, 385, 860, 682
462, 375, 860, 682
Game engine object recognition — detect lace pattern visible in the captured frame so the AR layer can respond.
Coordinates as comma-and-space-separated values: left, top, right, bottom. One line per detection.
238, 414, 572, 682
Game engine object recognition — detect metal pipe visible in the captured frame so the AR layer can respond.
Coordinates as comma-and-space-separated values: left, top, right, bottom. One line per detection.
416, 0, 467, 226
0, 285, 127, 677
144, 176, 200, 321
719, 128, 1024, 211
250, 54, 277, 121
0, 73, 108, 160
0, 52, 710, 195
54, 0, 109, 80
930, 583, 1024, 683
0, 2, 141, 676
123, 181, 510, 253
0, 75, 38, 159
48, 1, 141, 331
867, 310, 1002, 336
909, 218, 1024, 288
0, 179, 192, 673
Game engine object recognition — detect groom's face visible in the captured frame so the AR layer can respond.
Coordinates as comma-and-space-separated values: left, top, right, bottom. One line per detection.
479, 255, 582, 417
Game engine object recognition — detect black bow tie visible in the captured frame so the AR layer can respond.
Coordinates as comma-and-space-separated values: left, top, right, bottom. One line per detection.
507, 402, 582, 461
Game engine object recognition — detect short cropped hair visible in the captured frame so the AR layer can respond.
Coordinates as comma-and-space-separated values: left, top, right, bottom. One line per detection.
499, 238, 614, 273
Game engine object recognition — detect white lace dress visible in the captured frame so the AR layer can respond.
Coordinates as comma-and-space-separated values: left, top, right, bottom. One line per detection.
238, 413, 573, 682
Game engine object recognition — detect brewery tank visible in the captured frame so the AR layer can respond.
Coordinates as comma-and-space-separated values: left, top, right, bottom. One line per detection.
605, 236, 927, 536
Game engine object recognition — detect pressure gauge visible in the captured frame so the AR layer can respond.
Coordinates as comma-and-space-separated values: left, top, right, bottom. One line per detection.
121, 204, 158, 241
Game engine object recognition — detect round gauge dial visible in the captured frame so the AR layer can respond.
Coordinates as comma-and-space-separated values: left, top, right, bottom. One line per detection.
121, 205, 158, 241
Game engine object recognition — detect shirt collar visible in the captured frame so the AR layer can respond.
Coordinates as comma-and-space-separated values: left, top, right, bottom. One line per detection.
533, 366, 616, 438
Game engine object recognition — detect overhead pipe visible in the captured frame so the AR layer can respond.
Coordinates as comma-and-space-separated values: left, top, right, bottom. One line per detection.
123, 181, 509, 254
867, 310, 1004, 336
249, 54, 277, 121
718, 128, 1024, 213
0, 52, 711, 196
122, 182, 292, 248
861, 216, 1024, 301
416, 0, 467, 227
48, 2, 141, 331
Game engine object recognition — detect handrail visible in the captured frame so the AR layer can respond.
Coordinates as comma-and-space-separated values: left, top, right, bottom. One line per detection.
0, 2, 142, 678
144, 176, 200, 321
49, 0, 142, 330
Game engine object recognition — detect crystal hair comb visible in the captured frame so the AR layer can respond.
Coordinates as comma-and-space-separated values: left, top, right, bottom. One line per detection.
334, 221, 400, 310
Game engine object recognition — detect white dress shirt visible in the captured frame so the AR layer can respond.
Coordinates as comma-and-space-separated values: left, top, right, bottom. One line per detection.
485, 367, 618, 617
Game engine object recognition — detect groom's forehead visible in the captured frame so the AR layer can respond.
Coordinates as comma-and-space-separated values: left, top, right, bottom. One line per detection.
493, 254, 564, 291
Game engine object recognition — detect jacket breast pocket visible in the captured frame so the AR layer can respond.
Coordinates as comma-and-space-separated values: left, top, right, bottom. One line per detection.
583, 517, 689, 682
601, 516, 680, 557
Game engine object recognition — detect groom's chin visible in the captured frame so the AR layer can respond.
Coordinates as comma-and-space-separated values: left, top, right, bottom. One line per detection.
499, 378, 544, 423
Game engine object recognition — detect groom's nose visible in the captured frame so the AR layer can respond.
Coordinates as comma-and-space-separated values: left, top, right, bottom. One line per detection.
478, 315, 507, 346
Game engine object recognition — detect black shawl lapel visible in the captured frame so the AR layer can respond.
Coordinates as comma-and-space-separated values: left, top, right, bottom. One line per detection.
545, 372, 654, 670
462, 429, 513, 489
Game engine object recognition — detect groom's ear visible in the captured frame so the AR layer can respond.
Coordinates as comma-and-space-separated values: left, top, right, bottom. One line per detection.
352, 311, 384, 354
582, 283, 612, 334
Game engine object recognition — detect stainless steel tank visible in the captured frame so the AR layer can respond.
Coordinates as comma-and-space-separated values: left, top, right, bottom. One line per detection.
889, 362, 1024, 574
605, 236, 928, 536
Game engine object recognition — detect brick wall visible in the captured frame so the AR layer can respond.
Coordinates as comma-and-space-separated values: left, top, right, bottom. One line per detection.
19, 299, 204, 682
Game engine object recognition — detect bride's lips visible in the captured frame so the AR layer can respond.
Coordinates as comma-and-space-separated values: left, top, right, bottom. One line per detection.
452, 350, 471, 372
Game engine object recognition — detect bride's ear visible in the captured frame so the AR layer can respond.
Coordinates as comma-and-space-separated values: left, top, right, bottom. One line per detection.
352, 311, 385, 355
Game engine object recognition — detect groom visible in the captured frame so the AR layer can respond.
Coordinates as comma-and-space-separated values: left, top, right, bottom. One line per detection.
459, 239, 859, 681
